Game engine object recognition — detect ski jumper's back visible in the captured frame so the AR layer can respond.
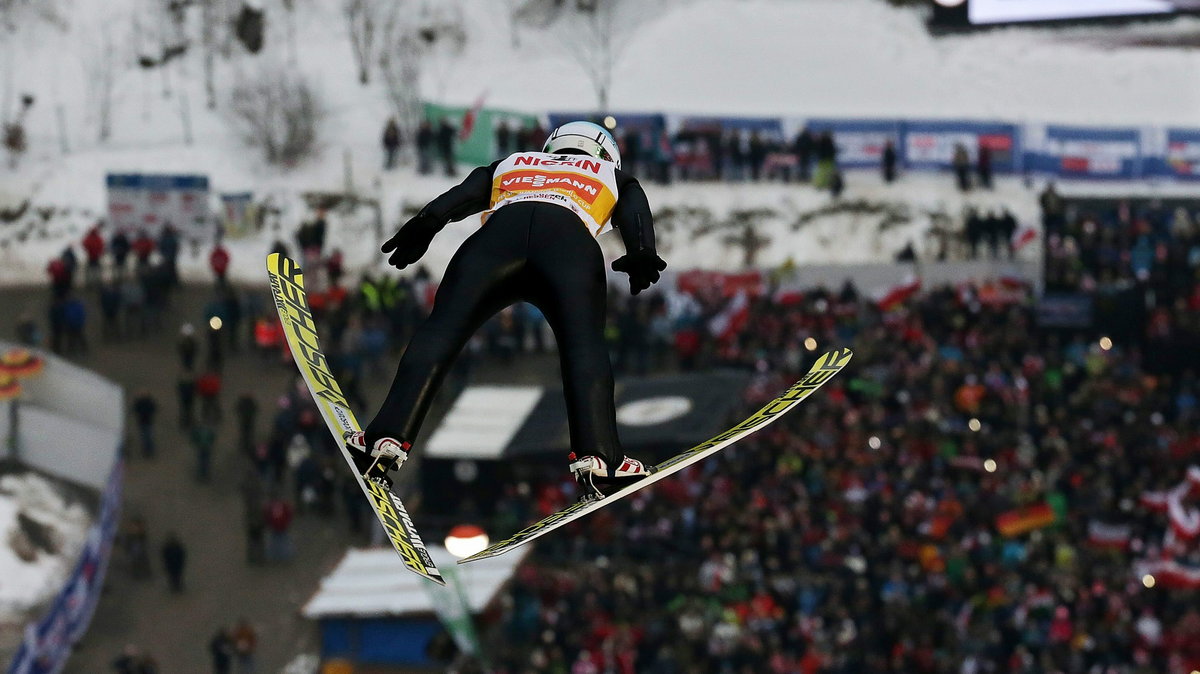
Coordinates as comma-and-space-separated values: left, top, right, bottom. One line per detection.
485, 152, 620, 237
410, 152, 655, 257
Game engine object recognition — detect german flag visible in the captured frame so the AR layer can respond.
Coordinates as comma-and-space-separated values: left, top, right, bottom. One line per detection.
996, 495, 1066, 537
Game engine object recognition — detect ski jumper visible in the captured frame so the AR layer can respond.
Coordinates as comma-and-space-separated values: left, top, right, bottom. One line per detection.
366, 152, 659, 467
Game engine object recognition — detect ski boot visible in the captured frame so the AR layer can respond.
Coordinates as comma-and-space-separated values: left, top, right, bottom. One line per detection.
345, 431, 410, 488
568, 452, 652, 503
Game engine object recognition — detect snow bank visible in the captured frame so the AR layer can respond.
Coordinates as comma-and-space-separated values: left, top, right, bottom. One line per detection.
0, 472, 92, 619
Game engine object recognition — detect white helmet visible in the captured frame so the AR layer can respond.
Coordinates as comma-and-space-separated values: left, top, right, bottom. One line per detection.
543, 121, 621, 169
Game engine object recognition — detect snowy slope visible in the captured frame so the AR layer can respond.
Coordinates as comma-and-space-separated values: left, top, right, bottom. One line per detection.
1, 0, 1196, 284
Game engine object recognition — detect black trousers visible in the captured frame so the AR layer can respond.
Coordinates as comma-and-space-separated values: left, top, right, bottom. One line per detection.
367, 202, 623, 464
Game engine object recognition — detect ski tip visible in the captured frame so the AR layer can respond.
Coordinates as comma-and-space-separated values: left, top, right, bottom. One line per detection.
456, 551, 492, 565
818, 347, 854, 367
266, 252, 279, 268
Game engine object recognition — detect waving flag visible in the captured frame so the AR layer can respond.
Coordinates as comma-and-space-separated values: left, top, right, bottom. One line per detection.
1011, 225, 1038, 251
459, 92, 488, 142
874, 275, 921, 312
708, 291, 751, 342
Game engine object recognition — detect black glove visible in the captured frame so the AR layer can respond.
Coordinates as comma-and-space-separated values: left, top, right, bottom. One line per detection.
381, 212, 441, 270
611, 250, 666, 295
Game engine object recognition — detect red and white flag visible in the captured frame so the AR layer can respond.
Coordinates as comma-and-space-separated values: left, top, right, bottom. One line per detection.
1011, 226, 1038, 251
772, 278, 806, 306
459, 91, 488, 141
1167, 487, 1200, 541
708, 290, 750, 341
874, 275, 921, 312
1134, 559, 1200, 589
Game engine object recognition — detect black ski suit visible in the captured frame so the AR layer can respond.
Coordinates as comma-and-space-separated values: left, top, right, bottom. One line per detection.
366, 156, 663, 469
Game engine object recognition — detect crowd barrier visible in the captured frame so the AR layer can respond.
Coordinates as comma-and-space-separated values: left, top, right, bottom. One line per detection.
535, 109, 1200, 181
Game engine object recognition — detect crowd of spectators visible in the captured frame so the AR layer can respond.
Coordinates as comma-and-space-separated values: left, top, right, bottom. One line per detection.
387, 194, 1200, 673
473, 269, 1200, 673
33, 221, 240, 357
1044, 193, 1200, 300
1042, 192, 1200, 364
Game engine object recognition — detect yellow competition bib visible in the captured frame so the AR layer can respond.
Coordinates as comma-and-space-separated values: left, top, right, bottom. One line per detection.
485, 152, 620, 236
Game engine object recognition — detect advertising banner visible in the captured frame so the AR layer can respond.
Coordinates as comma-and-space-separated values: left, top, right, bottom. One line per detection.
677, 115, 784, 139
105, 174, 210, 238
802, 118, 901, 168
970, 0, 1180, 24
1151, 128, 1200, 179
903, 120, 1020, 172
1027, 125, 1141, 178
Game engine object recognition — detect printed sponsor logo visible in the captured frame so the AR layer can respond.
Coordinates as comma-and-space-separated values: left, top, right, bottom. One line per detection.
273, 273, 353, 410
365, 476, 428, 574
616, 396, 693, 426
514, 155, 602, 174
389, 493, 439, 570
498, 170, 603, 204
328, 403, 354, 434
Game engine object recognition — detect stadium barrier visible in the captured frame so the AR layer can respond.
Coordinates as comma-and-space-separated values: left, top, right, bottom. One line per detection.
543, 111, 1200, 181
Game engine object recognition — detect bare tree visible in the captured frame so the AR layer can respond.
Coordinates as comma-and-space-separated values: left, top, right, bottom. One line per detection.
78, 19, 121, 143
559, 0, 651, 113
379, 31, 423, 135
378, 2, 466, 136
201, 0, 217, 109
229, 67, 321, 165
344, 0, 384, 84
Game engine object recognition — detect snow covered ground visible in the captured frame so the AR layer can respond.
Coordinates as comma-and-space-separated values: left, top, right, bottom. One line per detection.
2, 165, 1054, 285
2, 0, 1197, 286
0, 471, 91, 620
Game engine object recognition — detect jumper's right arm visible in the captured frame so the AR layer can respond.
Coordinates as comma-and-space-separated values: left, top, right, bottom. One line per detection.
381, 161, 500, 270
610, 170, 666, 295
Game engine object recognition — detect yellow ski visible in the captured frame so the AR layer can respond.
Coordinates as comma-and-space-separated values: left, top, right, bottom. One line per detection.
267, 253, 444, 585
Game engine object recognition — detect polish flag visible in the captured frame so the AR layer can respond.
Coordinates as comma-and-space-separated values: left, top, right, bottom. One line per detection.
459, 91, 488, 141
1012, 226, 1038, 251
708, 290, 751, 341
874, 275, 921, 312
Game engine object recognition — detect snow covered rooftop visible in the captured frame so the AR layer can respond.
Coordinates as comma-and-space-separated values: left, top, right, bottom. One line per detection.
302, 545, 528, 619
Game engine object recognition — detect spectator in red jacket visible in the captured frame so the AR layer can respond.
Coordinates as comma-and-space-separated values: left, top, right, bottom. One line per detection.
263, 495, 294, 561
131, 230, 155, 269
82, 224, 106, 287
196, 369, 222, 424
210, 244, 230, 286
46, 256, 70, 299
